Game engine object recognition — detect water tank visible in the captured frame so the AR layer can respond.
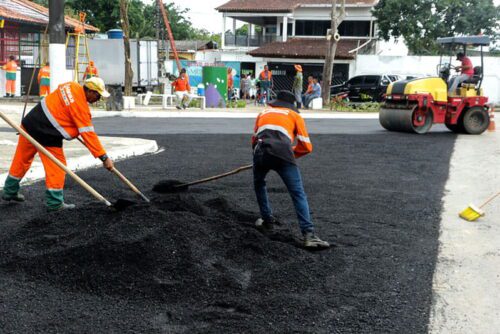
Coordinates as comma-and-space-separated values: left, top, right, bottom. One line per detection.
107, 29, 124, 39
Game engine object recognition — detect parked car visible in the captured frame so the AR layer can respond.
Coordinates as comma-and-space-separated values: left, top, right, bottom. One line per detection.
330, 74, 402, 102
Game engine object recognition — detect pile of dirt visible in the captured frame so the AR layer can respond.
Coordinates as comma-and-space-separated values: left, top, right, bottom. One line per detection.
0, 192, 310, 302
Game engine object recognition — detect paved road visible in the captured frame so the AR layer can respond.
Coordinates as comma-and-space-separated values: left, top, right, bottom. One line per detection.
92, 117, 450, 135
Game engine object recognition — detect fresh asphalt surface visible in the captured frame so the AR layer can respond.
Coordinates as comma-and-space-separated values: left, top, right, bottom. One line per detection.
0, 117, 455, 333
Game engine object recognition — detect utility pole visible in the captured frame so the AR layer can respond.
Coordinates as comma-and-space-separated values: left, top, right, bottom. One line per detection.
321, 0, 345, 104
48, 0, 66, 92
119, 0, 133, 96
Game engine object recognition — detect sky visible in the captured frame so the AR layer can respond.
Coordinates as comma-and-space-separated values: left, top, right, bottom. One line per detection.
146, 0, 500, 34
143, 0, 228, 33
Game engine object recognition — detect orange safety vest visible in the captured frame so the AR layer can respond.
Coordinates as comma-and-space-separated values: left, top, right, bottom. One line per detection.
252, 105, 313, 159
259, 70, 272, 81
83, 65, 99, 80
38, 65, 50, 86
228, 73, 234, 89
3, 60, 18, 81
42, 82, 106, 157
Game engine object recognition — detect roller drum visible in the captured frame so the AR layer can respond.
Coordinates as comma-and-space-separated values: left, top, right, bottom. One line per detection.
379, 105, 433, 134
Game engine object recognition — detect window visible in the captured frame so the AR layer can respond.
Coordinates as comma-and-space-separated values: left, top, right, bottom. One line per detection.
295, 20, 330, 36
279, 23, 293, 36
348, 76, 364, 85
363, 76, 380, 85
295, 20, 371, 37
338, 21, 371, 37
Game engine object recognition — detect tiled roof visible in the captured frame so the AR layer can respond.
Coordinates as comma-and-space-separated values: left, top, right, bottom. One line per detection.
0, 0, 99, 32
248, 38, 361, 59
217, 0, 377, 13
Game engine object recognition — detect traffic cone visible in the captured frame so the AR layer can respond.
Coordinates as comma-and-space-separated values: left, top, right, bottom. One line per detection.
488, 105, 495, 132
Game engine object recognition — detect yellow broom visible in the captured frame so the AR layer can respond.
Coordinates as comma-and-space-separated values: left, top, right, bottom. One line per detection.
459, 191, 500, 221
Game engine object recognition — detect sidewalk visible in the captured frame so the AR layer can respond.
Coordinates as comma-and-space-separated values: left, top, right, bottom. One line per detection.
429, 129, 500, 333
0, 106, 158, 189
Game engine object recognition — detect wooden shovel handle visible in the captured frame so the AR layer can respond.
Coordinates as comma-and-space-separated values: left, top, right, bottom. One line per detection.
110, 167, 150, 203
479, 191, 500, 209
0, 111, 112, 207
183, 164, 253, 187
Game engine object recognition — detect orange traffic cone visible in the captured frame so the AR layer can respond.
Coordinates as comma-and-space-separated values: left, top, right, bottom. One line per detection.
488, 105, 496, 132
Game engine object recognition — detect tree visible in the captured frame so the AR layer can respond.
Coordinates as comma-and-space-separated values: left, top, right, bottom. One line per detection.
321, 0, 346, 104
373, 0, 500, 55
119, 0, 133, 96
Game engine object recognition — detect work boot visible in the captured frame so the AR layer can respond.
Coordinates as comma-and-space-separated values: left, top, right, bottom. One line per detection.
303, 232, 330, 249
2, 192, 25, 202
47, 202, 76, 212
176, 105, 182, 110
255, 216, 279, 230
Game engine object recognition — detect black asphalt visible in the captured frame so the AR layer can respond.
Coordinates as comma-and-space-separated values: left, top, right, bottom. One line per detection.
0, 118, 455, 333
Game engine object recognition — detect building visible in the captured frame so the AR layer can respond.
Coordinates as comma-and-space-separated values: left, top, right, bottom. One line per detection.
0, 0, 98, 95
206, 0, 378, 91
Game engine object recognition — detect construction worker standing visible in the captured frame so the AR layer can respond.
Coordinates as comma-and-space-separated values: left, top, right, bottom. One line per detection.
252, 90, 330, 249
258, 65, 273, 103
83, 60, 99, 80
37, 62, 51, 98
292, 64, 303, 109
1, 77, 114, 211
2, 55, 18, 98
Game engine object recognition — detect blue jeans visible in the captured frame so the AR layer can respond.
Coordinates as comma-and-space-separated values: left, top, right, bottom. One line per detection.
253, 150, 314, 234
260, 81, 271, 102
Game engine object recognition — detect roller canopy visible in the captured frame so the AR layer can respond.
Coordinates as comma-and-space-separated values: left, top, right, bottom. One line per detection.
436, 36, 490, 46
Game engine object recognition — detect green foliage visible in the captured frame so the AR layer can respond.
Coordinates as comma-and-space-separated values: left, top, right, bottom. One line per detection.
373, 0, 500, 55
227, 99, 247, 108
330, 99, 380, 112
33, 0, 220, 41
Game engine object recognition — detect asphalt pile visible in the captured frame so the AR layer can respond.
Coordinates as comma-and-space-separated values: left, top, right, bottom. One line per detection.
0, 192, 309, 302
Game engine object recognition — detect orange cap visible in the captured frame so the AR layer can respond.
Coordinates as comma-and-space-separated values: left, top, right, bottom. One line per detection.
294, 64, 302, 72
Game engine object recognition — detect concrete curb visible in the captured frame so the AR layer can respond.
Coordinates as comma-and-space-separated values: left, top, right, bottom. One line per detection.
0, 138, 158, 190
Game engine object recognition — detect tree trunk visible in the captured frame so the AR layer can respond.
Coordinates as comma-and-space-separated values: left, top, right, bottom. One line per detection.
120, 0, 133, 96
321, 0, 345, 104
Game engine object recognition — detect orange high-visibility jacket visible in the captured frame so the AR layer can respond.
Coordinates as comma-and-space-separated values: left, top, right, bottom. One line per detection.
172, 77, 190, 92
38, 65, 50, 86
2, 60, 18, 81
252, 104, 312, 162
259, 70, 272, 81
83, 65, 99, 80
40, 82, 106, 157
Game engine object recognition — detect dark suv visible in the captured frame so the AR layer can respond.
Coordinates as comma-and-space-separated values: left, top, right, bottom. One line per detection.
331, 74, 402, 102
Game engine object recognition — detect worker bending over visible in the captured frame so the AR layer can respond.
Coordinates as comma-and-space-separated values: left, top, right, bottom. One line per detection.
252, 91, 330, 249
1, 78, 114, 211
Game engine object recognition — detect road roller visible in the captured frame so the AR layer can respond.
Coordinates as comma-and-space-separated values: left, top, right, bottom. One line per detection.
380, 36, 491, 134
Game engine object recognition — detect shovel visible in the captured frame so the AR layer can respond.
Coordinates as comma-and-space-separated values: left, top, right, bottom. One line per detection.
76, 137, 150, 203
153, 164, 253, 193
0, 111, 134, 211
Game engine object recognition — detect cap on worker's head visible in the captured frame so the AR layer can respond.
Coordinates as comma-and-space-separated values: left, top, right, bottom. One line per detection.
276, 90, 296, 104
180, 68, 186, 73
84, 77, 110, 98
89, 60, 95, 66
294, 64, 302, 72
456, 52, 465, 60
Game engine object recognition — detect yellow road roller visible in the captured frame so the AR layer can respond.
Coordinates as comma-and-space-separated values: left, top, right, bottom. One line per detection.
380, 36, 491, 134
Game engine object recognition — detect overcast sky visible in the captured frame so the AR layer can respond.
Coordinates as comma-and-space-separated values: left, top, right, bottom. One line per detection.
143, 0, 228, 33
145, 0, 500, 34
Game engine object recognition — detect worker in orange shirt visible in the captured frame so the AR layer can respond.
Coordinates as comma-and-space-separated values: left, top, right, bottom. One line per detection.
3, 55, 18, 98
227, 67, 234, 101
83, 60, 99, 80
252, 91, 329, 249
37, 62, 51, 98
1, 77, 114, 211
258, 65, 273, 103
171, 70, 192, 109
